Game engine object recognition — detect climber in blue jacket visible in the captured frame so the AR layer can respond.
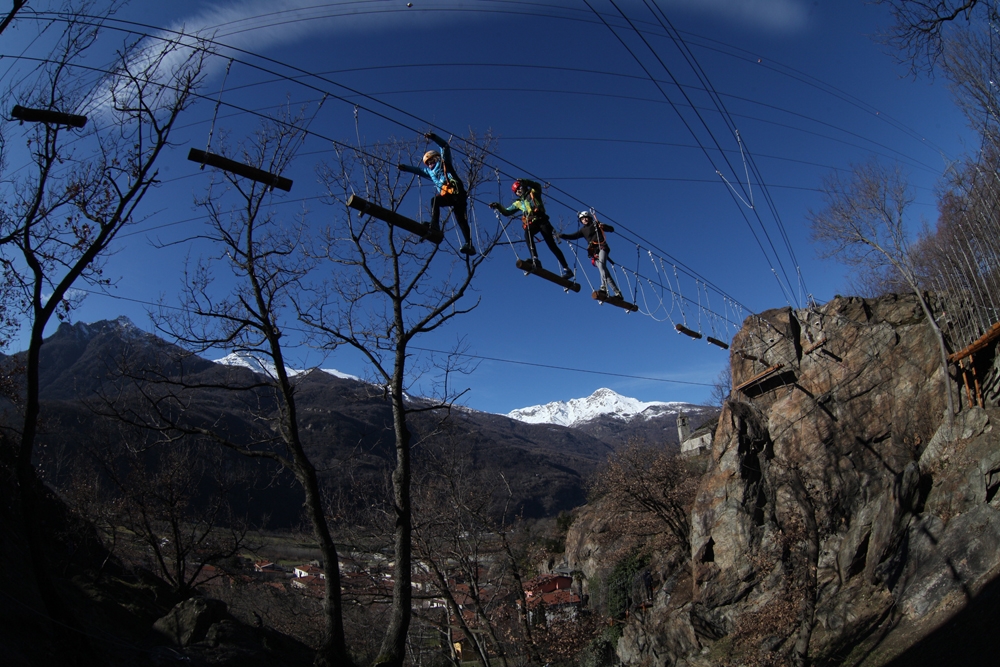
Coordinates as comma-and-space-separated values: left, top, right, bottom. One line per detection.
398, 132, 475, 254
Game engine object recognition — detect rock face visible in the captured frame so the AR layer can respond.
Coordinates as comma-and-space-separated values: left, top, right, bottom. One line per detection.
578, 295, 1000, 666
153, 597, 228, 646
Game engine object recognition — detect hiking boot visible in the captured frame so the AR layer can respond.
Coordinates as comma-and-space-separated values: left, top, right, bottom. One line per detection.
561, 267, 574, 280
460, 243, 475, 255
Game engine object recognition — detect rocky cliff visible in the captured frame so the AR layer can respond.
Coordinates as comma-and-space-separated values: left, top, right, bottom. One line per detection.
564, 294, 1000, 666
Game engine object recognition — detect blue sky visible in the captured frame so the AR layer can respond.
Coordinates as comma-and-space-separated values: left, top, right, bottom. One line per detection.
2, 1, 973, 414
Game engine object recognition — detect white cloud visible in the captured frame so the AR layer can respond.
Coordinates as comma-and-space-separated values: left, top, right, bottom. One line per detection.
86, 0, 808, 115
87, 0, 423, 115
657, 0, 809, 33
164, 0, 429, 61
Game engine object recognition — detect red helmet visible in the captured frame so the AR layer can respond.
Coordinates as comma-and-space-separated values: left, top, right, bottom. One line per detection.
511, 180, 522, 194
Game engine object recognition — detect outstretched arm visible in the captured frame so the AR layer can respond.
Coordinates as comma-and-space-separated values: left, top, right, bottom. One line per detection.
489, 201, 520, 217
426, 132, 448, 149
519, 178, 542, 193
398, 162, 428, 178
425, 132, 455, 170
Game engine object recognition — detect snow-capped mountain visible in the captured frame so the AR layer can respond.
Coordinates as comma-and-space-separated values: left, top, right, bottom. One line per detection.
214, 351, 359, 381
507, 387, 694, 427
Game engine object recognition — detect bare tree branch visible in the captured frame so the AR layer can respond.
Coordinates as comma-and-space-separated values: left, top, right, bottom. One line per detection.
876, 0, 982, 74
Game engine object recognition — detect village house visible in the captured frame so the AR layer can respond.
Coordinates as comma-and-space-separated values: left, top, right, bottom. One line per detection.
254, 560, 276, 573
293, 564, 325, 579
523, 573, 572, 599
521, 573, 583, 626
529, 588, 583, 624
290, 574, 325, 597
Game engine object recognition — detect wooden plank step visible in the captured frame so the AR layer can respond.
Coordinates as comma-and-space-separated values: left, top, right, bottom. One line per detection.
515, 259, 581, 292
188, 148, 292, 191
675, 324, 702, 339
346, 194, 442, 243
12, 104, 86, 128
592, 290, 638, 312
707, 336, 729, 350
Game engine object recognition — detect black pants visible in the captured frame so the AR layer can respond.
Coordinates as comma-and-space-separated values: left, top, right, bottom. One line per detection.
525, 217, 569, 270
431, 192, 472, 244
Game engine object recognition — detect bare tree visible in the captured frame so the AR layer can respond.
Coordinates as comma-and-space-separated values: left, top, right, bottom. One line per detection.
411, 440, 535, 667
710, 364, 733, 408
301, 130, 501, 667
872, 0, 1000, 389
145, 110, 364, 665
0, 1, 206, 654
70, 423, 257, 597
807, 157, 956, 419
589, 439, 700, 548
151, 113, 500, 666
0, 1, 26, 37
876, 0, 983, 74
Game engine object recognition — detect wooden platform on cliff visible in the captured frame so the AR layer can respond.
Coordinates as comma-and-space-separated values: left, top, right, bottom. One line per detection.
734, 363, 796, 397
948, 321, 1000, 364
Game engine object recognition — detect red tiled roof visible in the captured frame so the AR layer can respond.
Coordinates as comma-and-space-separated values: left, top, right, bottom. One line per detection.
528, 589, 581, 608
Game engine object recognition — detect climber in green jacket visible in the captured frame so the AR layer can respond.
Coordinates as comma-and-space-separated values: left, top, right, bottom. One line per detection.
489, 179, 573, 279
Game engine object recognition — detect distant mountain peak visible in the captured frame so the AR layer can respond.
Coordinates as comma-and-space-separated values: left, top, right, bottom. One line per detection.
506, 388, 691, 427
213, 350, 359, 381
214, 351, 281, 378
55, 316, 145, 342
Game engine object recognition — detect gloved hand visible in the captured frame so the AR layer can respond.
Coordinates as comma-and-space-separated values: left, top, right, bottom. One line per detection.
488, 202, 500, 210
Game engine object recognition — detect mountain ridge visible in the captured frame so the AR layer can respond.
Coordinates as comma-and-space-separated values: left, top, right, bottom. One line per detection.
21, 317, 654, 522
507, 386, 699, 427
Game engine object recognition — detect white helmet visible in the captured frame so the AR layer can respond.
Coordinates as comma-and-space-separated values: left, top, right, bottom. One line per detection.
578, 210, 595, 223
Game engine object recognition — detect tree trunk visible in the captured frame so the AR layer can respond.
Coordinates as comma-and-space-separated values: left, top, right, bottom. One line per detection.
272, 362, 352, 667
913, 290, 956, 425
374, 343, 413, 667
301, 458, 352, 667
16, 320, 99, 666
